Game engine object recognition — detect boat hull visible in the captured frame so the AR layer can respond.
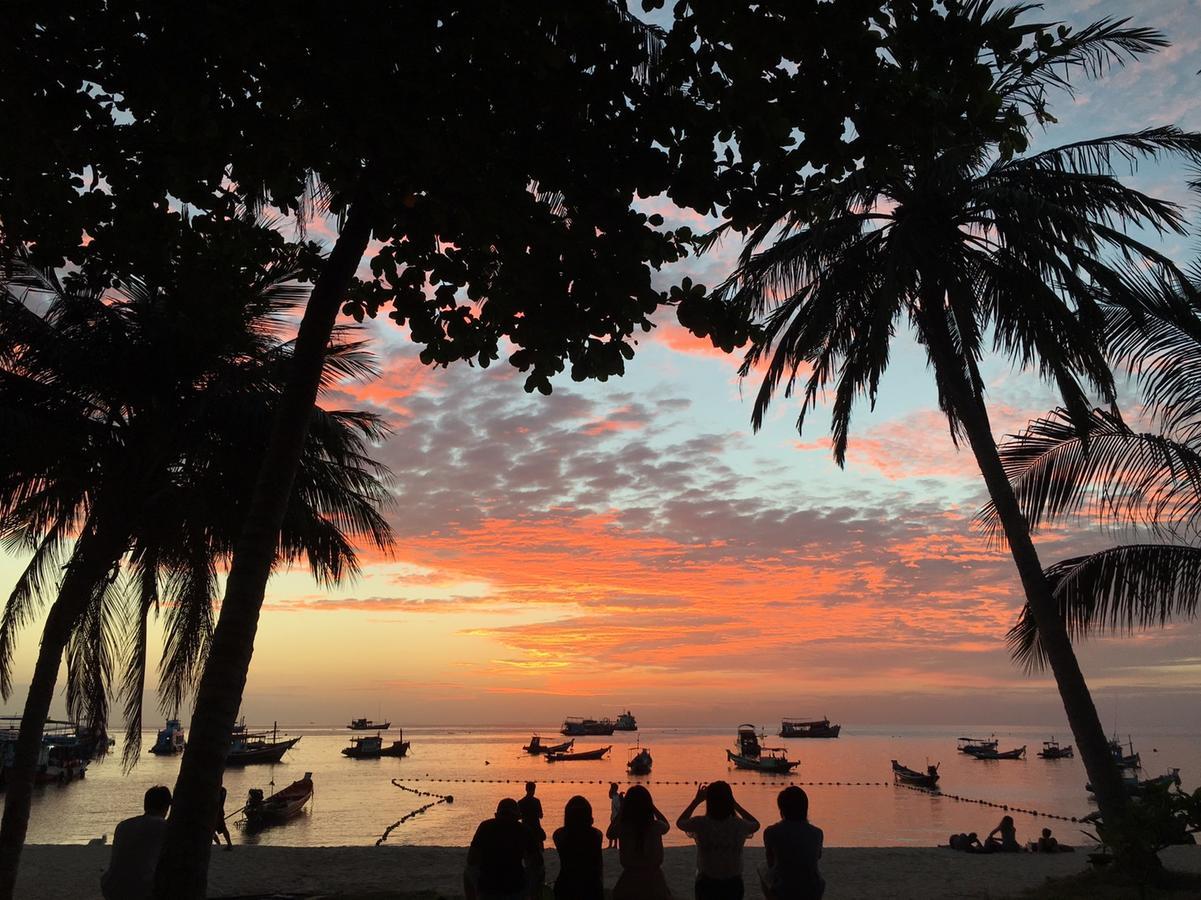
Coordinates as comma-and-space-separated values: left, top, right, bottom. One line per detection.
891, 760, 939, 789
380, 741, 410, 758
779, 720, 841, 739
226, 736, 300, 766
546, 746, 611, 762
245, 776, 313, 829
524, 739, 573, 755
969, 745, 1026, 760
726, 750, 799, 773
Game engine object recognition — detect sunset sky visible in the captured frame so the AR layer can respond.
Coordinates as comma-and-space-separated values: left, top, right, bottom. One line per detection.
3, 0, 1201, 730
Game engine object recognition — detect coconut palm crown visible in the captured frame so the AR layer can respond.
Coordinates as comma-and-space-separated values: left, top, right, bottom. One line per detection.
694, 0, 1201, 837
0, 223, 394, 762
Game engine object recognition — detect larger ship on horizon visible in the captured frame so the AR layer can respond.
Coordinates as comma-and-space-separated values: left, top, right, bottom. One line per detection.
560, 716, 615, 736
778, 717, 841, 739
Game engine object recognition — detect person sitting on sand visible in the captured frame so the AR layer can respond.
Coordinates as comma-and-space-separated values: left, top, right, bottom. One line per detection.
985, 815, 1022, 853
608, 784, 672, 900
759, 786, 824, 900
607, 782, 624, 849
948, 832, 982, 851
465, 798, 540, 900
101, 785, 171, 900
677, 780, 760, 900
552, 795, 603, 900
1036, 827, 1072, 853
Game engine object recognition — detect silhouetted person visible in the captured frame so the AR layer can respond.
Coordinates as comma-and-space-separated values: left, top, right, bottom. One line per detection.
948, 831, 982, 851
1037, 827, 1072, 852
607, 782, 623, 849
465, 798, 539, 900
518, 782, 545, 899
212, 784, 233, 850
985, 815, 1021, 853
101, 785, 171, 900
608, 784, 672, 900
677, 781, 759, 900
552, 795, 603, 900
759, 786, 824, 900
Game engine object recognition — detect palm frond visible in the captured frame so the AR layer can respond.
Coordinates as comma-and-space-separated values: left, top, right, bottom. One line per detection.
978, 408, 1201, 543
1008, 543, 1201, 671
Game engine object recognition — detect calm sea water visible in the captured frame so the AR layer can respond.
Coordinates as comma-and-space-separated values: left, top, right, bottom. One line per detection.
22, 723, 1200, 849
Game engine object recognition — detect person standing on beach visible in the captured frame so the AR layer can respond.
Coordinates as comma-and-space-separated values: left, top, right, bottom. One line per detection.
677, 781, 760, 900
552, 795, 603, 900
212, 785, 233, 851
517, 782, 546, 899
607, 782, 623, 849
101, 785, 171, 900
759, 786, 824, 900
608, 784, 672, 900
465, 798, 539, 900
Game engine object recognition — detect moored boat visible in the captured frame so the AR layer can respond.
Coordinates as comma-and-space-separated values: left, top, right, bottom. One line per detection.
627, 746, 653, 775
1109, 736, 1141, 770
969, 745, 1026, 760
1038, 739, 1073, 759
0, 718, 92, 784
380, 730, 410, 758
226, 721, 300, 766
892, 759, 940, 788
524, 735, 574, 755
614, 711, 638, 731
343, 734, 383, 759
727, 746, 799, 774
546, 745, 611, 762
956, 735, 997, 754
244, 772, 314, 829
779, 717, 841, 739
1088, 767, 1180, 798
348, 717, 391, 730
150, 718, 186, 755
561, 717, 616, 736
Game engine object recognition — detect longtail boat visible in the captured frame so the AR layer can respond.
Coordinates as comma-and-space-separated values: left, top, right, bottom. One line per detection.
892, 759, 939, 788
779, 717, 841, 739
524, 736, 573, 755
969, 744, 1026, 760
244, 772, 314, 829
1088, 767, 1180, 798
546, 745, 610, 762
1038, 739, 1073, 759
727, 747, 799, 774
226, 721, 300, 766
1109, 736, 1141, 770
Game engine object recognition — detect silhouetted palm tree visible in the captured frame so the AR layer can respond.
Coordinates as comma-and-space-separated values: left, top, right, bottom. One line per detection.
701, 4, 1201, 832
986, 265, 1201, 668
0, 226, 392, 865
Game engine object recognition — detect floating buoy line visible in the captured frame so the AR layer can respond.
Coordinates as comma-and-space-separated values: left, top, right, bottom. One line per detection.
374, 780, 455, 846
385, 777, 891, 788
893, 782, 1081, 823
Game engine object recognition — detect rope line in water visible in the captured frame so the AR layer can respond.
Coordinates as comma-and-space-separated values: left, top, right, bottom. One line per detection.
893, 782, 1081, 823
388, 777, 890, 787
374, 781, 455, 846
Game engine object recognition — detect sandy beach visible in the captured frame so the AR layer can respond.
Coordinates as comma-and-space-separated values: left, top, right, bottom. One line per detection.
18, 844, 1201, 899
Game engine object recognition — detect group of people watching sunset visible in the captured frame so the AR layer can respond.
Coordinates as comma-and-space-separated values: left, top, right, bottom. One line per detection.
463, 780, 824, 900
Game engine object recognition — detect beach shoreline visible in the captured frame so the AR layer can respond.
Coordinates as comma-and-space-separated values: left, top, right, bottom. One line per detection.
20, 843, 1201, 899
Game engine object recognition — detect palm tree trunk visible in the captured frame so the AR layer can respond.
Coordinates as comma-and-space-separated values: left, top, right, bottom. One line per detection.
152, 203, 374, 899
0, 527, 129, 900
919, 302, 1132, 831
